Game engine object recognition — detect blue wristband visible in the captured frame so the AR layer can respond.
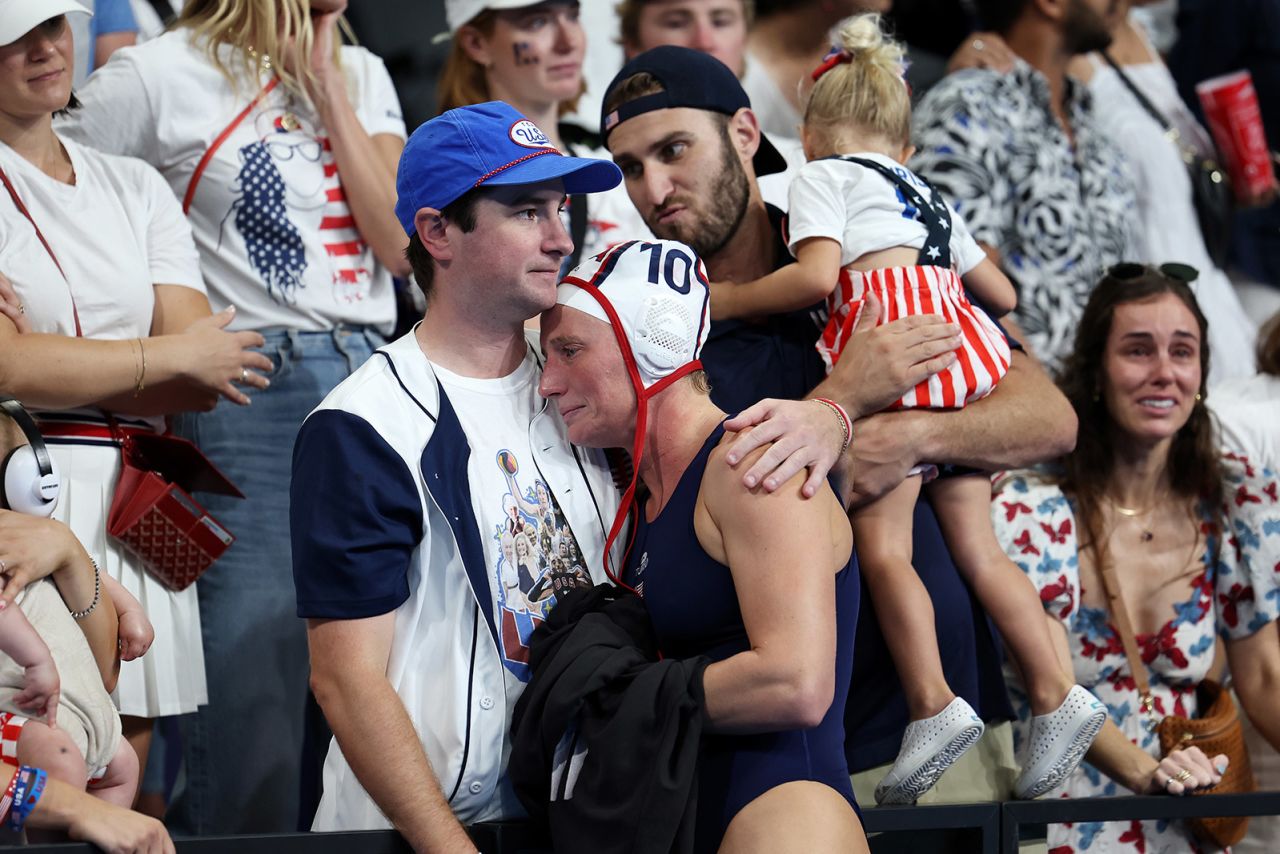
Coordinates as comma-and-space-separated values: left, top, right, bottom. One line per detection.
8, 767, 45, 832
7, 768, 30, 832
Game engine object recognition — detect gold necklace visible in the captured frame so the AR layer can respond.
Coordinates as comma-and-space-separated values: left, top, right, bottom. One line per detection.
1107, 499, 1156, 542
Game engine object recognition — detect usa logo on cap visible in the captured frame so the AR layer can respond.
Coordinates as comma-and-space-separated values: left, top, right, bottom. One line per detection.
509, 119, 555, 150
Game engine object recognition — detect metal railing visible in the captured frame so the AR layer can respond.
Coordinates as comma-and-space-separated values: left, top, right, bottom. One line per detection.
9, 793, 1280, 853
1001, 791, 1280, 854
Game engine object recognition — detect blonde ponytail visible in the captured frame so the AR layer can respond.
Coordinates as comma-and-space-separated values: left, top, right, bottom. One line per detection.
805, 13, 911, 148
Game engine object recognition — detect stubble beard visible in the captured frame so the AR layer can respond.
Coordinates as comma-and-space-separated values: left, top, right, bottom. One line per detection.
1062, 0, 1115, 56
646, 130, 751, 260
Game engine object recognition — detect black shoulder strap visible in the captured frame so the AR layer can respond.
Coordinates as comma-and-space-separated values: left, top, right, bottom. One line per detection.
1100, 51, 1172, 132
568, 195, 589, 271
830, 155, 954, 268
142, 0, 178, 27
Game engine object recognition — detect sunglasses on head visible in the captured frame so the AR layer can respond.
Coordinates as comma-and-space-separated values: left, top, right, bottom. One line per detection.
1106, 261, 1200, 284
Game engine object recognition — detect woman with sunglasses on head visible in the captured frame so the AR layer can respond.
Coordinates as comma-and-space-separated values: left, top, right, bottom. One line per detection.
0, 0, 270, 797
439, 0, 649, 267
56, 0, 408, 834
992, 263, 1280, 853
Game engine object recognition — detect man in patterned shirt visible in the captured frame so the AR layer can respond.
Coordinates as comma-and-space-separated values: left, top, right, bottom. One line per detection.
912, 0, 1138, 371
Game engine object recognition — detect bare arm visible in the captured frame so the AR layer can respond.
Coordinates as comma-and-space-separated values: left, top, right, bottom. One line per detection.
308, 613, 478, 853
694, 445, 851, 731
0, 511, 119, 688
306, 13, 411, 278
101, 572, 152, 667
0, 604, 58, 726
840, 344, 1076, 507
960, 257, 1017, 317
9, 761, 175, 853
1039, 614, 1225, 794
722, 290, 962, 494
0, 299, 272, 413
1226, 621, 1280, 751
53, 550, 120, 690
710, 238, 842, 321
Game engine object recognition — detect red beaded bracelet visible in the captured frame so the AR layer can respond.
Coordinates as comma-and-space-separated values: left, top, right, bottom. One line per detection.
812, 397, 852, 455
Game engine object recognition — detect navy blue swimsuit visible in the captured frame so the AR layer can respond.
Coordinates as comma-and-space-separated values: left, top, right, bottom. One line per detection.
624, 422, 860, 851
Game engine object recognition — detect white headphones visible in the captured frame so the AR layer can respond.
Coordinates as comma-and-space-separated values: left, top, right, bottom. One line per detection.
0, 397, 60, 517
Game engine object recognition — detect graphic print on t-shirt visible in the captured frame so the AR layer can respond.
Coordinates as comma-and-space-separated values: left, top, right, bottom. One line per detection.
491, 449, 590, 681
225, 108, 374, 307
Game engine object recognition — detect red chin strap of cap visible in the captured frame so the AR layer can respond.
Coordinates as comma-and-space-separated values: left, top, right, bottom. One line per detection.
562, 279, 702, 592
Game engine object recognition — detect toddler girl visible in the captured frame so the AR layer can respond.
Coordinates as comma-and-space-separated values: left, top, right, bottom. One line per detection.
709, 14, 1106, 805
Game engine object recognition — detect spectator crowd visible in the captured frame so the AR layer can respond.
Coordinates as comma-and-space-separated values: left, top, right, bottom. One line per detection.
1, 0, 1279, 852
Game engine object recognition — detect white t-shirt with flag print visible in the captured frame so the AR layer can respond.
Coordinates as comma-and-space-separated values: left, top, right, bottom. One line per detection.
59, 31, 406, 334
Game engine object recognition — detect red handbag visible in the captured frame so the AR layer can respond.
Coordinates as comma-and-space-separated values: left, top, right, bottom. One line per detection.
107, 432, 243, 591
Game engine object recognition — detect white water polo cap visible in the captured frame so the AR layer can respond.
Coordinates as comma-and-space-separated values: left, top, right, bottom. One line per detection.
556, 239, 711, 391
556, 239, 712, 589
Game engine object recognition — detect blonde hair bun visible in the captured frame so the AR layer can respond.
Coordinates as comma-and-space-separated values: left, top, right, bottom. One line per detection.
805, 12, 911, 148
833, 13, 906, 80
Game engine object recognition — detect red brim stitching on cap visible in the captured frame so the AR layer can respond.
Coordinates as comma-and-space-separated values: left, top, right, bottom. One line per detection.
473, 148, 562, 187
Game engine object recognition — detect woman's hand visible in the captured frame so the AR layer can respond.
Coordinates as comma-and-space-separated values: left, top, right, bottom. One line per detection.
285, 1, 348, 114
947, 32, 1016, 74
0, 511, 82, 610
0, 271, 32, 334
173, 306, 273, 406
1145, 747, 1227, 796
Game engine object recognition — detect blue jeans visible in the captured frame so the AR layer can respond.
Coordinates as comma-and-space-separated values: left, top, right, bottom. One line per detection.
166, 327, 383, 835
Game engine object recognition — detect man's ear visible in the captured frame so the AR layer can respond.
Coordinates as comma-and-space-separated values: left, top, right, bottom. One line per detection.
727, 107, 763, 166
416, 208, 454, 263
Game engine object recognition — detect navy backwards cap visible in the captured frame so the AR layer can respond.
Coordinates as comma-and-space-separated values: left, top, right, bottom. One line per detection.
599, 45, 788, 178
394, 101, 622, 235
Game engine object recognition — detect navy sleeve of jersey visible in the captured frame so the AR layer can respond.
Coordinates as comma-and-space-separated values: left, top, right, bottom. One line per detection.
291, 410, 422, 619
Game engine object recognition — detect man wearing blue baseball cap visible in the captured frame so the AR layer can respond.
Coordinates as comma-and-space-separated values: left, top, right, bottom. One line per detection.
289, 101, 624, 849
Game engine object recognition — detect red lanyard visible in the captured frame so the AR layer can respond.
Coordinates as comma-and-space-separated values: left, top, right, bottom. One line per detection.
182, 76, 280, 215
0, 163, 83, 337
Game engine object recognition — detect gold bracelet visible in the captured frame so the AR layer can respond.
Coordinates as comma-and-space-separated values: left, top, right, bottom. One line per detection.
134, 338, 147, 396
127, 338, 142, 392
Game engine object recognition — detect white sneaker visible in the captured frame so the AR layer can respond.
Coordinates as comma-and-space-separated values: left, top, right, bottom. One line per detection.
874, 697, 985, 805
1015, 685, 1107, 799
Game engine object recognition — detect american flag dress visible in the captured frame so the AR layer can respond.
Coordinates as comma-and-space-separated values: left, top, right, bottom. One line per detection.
815, 156, 1011, 410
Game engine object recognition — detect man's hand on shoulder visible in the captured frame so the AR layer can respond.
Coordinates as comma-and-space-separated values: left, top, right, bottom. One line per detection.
722, 401, 846, 497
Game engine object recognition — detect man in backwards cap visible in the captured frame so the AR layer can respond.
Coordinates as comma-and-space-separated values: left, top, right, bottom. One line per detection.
290, 101, 623, 849
601, 47, 1080, 807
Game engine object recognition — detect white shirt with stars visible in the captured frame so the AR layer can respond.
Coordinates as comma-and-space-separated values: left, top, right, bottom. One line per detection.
784, 152, 987, 274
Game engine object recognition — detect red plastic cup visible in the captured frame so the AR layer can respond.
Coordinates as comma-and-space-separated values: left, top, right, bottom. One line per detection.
1196, 70, 1277, 203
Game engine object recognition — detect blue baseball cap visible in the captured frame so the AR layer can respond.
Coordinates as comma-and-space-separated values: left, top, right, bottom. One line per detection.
395, 101, 622, 235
